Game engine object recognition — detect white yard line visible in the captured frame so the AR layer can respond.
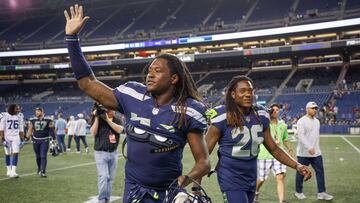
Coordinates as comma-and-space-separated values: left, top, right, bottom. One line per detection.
0, 161, 95, 181
341, 136, 360, 154
320, 135, 360, 138
0, 155, 124, 181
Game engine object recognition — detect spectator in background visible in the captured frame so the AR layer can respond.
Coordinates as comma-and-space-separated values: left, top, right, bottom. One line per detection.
75, 113, 89, 154
55, 113, 67, 153
255, 103, 294, 203
319, 108, 326, 124
66, 115, 76, 152
90, 104, 124, 203
333, 105, 338, 122
295, 102, 333, 201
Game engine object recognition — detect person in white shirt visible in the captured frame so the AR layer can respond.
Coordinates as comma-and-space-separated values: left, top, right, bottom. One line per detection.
75, 113, 89, 154
0, 104, 24, 178
66, 115, 76, 151
294, 102, 333, 201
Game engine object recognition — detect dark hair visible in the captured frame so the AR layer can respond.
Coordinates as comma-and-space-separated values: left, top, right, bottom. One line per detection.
36, 107, 44, 112
225, 75, 254, 129
143, 54, 202, 128
270, 103, 281, 109
7, 104, 19, 115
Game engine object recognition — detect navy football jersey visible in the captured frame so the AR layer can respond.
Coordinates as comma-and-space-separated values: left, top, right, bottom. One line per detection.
113, 81, 207, 189
210, 105, 270, 192
30, 117, 54, 139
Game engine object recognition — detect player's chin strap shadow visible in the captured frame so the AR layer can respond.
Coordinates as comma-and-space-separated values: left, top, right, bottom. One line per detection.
164, 176, 212, 203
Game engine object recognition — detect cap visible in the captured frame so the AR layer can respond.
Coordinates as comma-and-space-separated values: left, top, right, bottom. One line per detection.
77, 113, 84, 118
306, 101, 318, 109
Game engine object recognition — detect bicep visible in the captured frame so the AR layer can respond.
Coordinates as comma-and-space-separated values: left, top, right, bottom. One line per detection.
78, 76, 118, 110
205, 125, 221, 155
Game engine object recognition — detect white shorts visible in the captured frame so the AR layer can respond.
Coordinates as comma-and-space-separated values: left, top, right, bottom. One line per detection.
4, 136, 21, 154
257, 159, 287, 181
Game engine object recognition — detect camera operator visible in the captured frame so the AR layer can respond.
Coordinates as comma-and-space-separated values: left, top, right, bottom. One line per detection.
90, 103, 124, 203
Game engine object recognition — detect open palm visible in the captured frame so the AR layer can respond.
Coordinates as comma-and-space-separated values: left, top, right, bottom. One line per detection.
64, 4, 90, 35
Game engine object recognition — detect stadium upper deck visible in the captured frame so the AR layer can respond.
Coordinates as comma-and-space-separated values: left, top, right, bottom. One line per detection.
0, 0, 360, 51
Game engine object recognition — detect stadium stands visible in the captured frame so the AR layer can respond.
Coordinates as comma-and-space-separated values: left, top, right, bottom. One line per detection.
1, 0, 360, 49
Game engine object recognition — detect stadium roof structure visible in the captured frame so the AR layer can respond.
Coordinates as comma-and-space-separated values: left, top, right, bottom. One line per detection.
1, 17, 360, 58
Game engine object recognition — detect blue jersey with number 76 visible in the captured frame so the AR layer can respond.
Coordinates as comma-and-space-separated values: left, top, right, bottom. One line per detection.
210, 105, 269, 192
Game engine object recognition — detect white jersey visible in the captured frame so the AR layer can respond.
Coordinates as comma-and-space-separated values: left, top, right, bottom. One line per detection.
75, 118, 87, 136
67, 120, 76, 135
0, 112, 7, 121
0, 113, 24, 137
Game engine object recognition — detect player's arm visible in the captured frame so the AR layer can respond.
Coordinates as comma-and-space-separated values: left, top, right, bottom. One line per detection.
26, 122, 33, 139
64, 4, 118, 110
0, 131, 4, 142
263, 128, 311, 181
192, 125, 221, 187
205, 125, 221, 155
178, 130, 211, 187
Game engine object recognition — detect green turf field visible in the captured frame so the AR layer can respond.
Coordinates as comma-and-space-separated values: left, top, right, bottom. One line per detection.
0, 135, 359, 203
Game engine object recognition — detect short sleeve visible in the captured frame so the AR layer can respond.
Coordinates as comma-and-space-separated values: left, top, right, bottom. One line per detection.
112, 81, 148, 115
257, 108, 270, 132
186, 103, 208, 134
209, 106, 226, 132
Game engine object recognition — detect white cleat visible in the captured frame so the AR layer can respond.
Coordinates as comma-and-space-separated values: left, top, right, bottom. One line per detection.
295, 192, 306, 200
10, 171, 19, 178
6, 170, 11, 177
317, 192, 333, 200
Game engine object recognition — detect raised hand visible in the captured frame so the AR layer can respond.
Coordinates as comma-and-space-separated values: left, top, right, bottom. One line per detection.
64, 4, 90, 35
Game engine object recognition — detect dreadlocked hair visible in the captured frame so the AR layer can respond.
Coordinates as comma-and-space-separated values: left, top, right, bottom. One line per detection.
7, 104, 19, 116
225, 75, 254, 130
143, 54, 202, 128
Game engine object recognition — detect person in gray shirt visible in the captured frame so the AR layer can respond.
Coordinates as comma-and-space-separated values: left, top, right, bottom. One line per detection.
294, 102, 333, 201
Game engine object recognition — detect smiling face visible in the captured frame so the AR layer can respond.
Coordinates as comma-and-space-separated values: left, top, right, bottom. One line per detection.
145, 58, 178, 95
231, 80, 254, 109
